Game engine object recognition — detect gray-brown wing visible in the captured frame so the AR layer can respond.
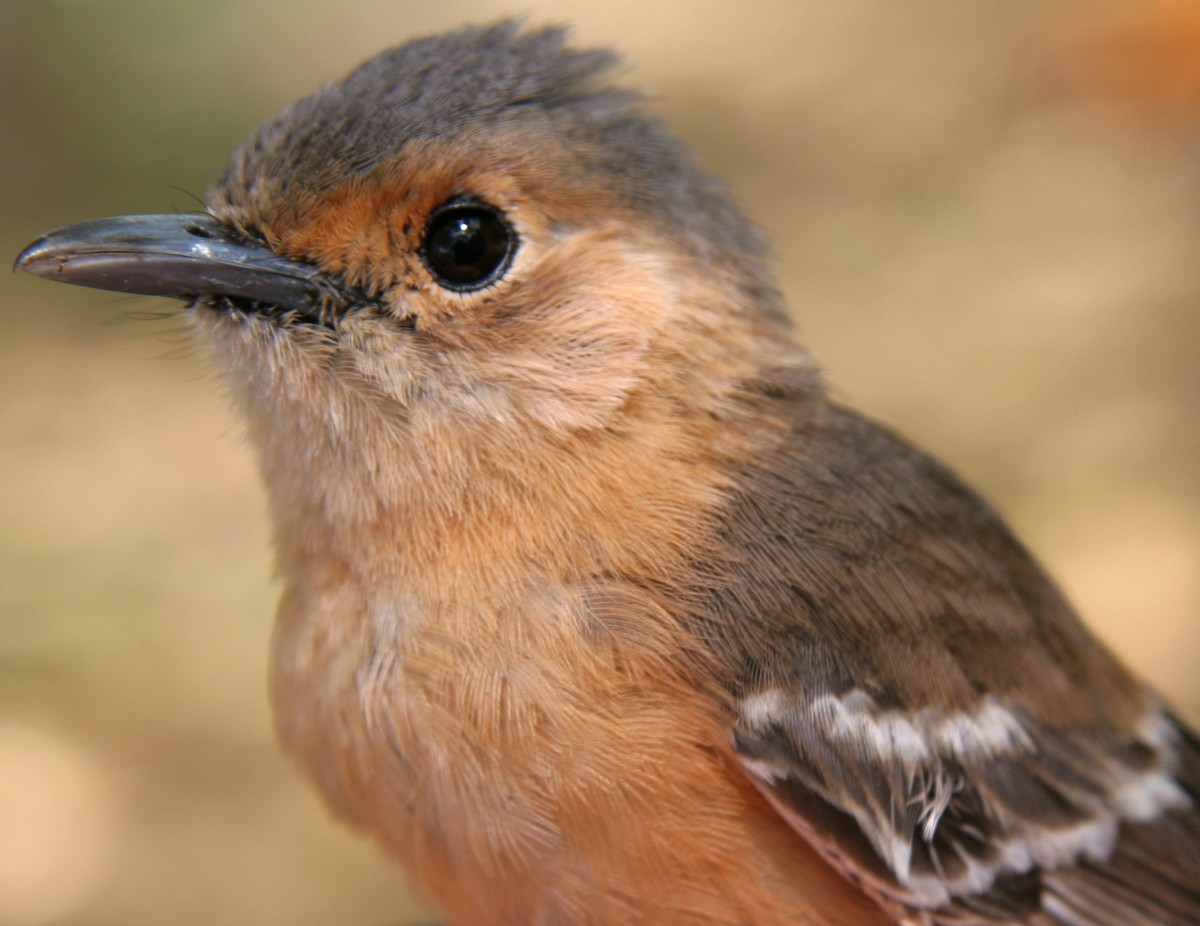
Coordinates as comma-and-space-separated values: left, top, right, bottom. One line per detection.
704, 401, 1200, 924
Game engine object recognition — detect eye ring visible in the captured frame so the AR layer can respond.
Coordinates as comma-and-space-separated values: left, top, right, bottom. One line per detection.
419, 197, 517, 291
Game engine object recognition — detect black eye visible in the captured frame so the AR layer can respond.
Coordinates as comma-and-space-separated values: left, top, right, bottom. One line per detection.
420, 199, 516, 291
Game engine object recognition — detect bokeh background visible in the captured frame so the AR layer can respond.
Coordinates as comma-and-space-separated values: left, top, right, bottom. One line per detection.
2, 1, 1198, 924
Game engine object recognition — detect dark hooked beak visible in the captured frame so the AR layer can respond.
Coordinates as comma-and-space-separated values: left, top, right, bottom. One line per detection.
14, 213, 356, 322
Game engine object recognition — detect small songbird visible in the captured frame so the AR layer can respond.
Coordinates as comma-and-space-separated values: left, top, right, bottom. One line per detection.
15, 21, 1200, 926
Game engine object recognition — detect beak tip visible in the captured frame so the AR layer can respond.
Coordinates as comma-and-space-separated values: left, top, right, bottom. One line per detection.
13, 239, 45, 275
13, 233, 69, 279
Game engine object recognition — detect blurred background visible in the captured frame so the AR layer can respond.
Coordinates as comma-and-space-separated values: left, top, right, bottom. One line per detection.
1, 1, 1198, 924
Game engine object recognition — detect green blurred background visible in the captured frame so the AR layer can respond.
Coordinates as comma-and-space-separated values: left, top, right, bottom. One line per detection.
1, 1, 1198, 924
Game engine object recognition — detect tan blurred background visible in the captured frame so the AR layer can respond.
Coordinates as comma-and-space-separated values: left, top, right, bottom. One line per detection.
1, 1, 1198, 924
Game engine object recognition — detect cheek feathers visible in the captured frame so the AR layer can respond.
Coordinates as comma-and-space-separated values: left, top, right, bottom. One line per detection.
458, 230, 670, 432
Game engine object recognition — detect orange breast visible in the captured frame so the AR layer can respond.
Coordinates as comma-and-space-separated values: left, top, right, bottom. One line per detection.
269, 569, 891, 926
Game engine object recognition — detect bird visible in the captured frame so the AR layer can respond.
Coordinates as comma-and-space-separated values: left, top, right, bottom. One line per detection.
14, 20, 1200, 926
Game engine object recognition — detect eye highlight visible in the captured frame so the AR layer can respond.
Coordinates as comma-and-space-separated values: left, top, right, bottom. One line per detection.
420, 198, 516, 291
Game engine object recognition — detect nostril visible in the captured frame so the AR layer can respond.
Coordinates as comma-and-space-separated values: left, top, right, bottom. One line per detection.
185, 221, 216, 239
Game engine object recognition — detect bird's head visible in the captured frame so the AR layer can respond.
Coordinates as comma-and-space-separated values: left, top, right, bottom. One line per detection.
17, 23, 816, 582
